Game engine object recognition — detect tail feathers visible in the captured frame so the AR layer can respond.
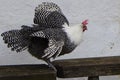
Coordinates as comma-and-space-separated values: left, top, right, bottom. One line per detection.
1, 30, 21, 37
1, 30, 29, 52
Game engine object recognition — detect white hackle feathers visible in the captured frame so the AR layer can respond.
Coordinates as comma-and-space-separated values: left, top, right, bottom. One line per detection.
63, 23, 83, 45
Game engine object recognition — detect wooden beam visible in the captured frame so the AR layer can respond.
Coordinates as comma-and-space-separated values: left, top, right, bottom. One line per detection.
88, 76, 99, 80
53, 56, 120, 78
0, 64, 56, 80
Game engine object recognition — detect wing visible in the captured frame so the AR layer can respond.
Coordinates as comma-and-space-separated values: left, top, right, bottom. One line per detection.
43, 39, 64, 59
34, 2, 69, 27
30, 30, 64, 59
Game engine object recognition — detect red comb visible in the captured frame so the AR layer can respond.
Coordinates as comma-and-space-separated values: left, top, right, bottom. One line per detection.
82, 19, 88, 26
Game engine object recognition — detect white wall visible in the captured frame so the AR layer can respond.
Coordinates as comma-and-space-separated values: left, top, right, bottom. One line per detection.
0, 0, 120, 80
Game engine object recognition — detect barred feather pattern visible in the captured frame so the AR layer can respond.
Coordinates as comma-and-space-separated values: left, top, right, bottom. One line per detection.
34, 2, 69, 27
30, 31, 46, 38
1, 30, 29, 52
43, 39, 64, 59
30, 29, 65, 59
1, 25, 41, 52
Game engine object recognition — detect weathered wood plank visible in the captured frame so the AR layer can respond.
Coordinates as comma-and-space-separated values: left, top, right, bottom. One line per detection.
53, 56, 120, 78
0, 64, 56, 80
88, 76, 99, 80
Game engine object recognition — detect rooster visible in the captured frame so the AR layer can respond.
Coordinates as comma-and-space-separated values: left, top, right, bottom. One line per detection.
1, 2, 88, 71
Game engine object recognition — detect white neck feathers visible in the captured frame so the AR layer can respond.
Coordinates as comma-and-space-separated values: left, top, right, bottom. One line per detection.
62, 23, 83, 45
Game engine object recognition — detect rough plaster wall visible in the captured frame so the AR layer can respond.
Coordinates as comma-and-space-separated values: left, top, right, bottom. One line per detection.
0, 0, 120, 80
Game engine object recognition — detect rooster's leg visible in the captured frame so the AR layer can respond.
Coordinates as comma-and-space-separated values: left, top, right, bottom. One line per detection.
46, 59, 57, 72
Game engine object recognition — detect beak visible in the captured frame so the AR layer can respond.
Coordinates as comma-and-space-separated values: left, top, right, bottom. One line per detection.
83, 26, 87, 32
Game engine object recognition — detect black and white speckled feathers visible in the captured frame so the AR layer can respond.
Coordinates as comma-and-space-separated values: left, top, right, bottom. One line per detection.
1, 25, 41, 52
1, 2, 85, 66
34, 2, 69, 27
1, 24, 78, 58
